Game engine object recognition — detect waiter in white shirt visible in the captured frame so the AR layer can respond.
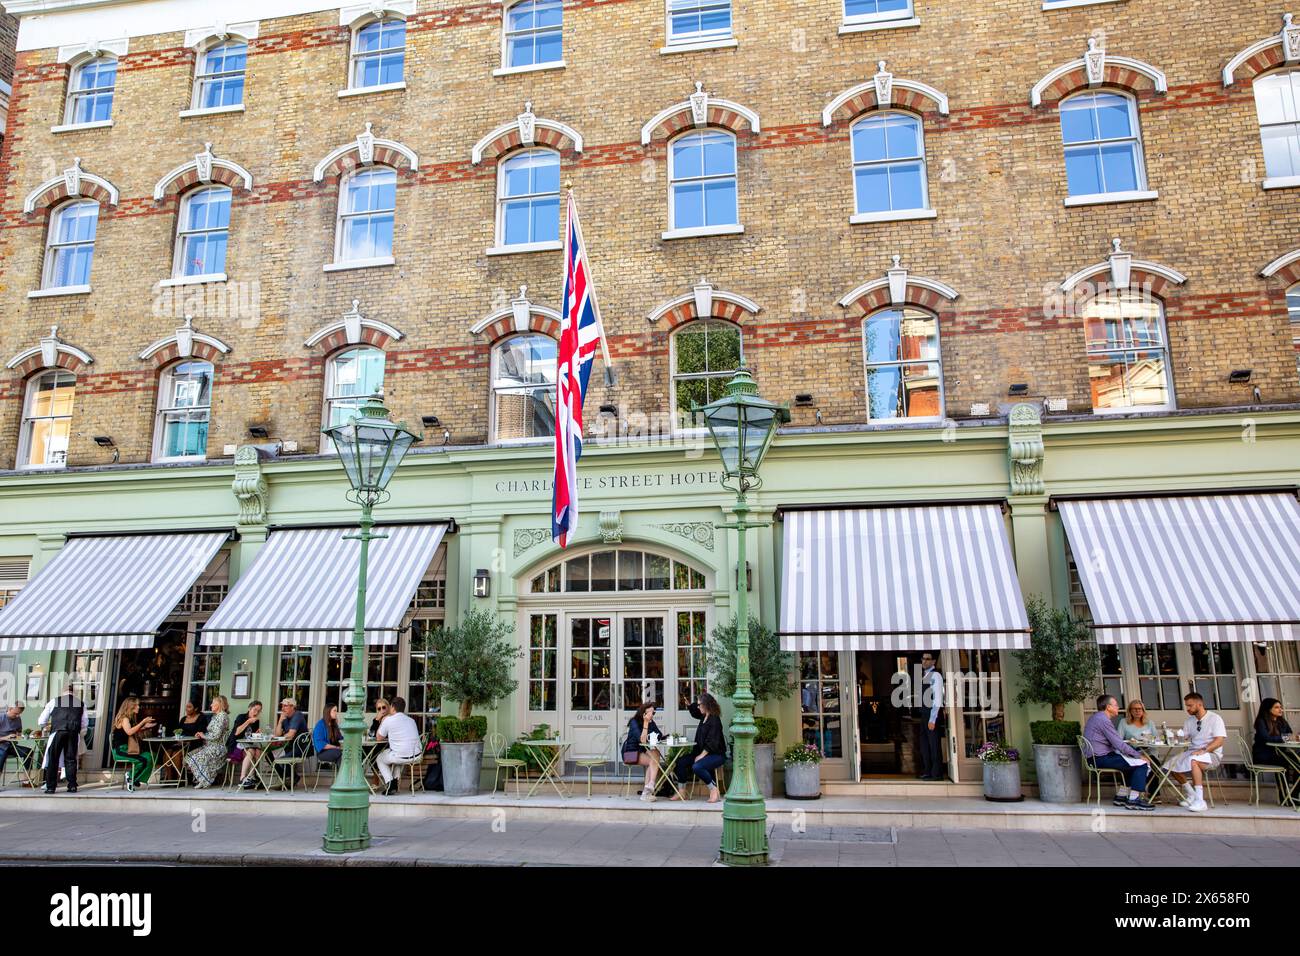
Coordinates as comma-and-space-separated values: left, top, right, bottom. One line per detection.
1164, 692, 1226, 813
917, 652, 945, 781
38, 685, 87, 794
375, 696, 422, 796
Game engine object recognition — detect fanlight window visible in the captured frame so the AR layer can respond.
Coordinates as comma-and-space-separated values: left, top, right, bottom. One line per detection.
530, 549, 709, 593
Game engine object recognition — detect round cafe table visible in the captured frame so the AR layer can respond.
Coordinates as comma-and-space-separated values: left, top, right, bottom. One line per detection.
235, 735, 286, 792
1267, 741, 1300, 810
1130, 737, 1191, 806
2, 734, 46, 790
649, 739, 693, 801
143, 736, 200, 788
520, 739, 572, 798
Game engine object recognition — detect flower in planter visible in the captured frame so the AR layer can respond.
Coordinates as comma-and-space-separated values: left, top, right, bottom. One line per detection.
976, 740, 1019, 763
782, 742, 824, 765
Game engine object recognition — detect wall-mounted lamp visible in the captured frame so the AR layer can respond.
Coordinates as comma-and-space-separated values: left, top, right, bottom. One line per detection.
93, 435, 119, 464
1228, 369, 1253, 384
598, 404, 618, 418
736, 561, 752, 592
421, 415, 442, 429
1007, 383, 1029, 397
473, 568, 491, 598
794, 393, 815, 407
248, 425, 270, 440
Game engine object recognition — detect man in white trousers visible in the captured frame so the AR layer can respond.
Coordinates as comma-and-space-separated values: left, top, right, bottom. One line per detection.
1165, 692, 1226, 813
375, 697, 422, 796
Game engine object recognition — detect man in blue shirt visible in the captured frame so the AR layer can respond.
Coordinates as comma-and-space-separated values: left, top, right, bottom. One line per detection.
242, 697, 309, 790
917, 653, 945, 781
1084, 695, 1155, 810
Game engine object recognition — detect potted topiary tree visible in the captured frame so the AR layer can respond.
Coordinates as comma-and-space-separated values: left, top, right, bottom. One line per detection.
705, 615, 795, 797
422, 607, 522, 796
1014, 597, 1100, 804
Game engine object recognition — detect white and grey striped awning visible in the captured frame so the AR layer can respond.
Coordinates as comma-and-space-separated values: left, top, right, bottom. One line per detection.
1059, 493, 1300, 644
0, 531, 230, 650
779, 504, 1030, 651
200, 523, 448, 646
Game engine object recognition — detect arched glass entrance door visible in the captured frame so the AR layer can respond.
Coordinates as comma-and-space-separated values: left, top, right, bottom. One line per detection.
518, 546, 714, 761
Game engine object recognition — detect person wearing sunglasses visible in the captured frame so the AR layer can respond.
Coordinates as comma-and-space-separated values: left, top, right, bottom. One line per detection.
1164, 692, 1226, 813
368, 698, 390, 737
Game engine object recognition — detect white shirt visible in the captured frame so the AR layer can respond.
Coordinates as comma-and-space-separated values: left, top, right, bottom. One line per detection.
923, 667, 944, 724
377, 712, 420, 759
1183, 711, 1226, 752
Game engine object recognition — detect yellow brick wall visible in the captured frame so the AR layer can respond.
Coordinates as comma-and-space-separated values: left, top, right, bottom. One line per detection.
0, 0, 1297, 469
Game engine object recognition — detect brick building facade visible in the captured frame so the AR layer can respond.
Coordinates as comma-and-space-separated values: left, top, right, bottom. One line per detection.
0, 0, 1297, 469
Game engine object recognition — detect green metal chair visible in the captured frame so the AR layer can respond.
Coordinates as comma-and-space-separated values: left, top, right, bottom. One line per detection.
270, 734, 311, 793
1235, 733, 1286, 806
112, 752, 140, 791
489, 732, 526, 797
574, 731, 611, 798
1078, 735, 1126, 806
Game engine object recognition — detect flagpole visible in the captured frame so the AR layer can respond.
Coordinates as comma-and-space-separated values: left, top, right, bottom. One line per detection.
566, 181, 616, 385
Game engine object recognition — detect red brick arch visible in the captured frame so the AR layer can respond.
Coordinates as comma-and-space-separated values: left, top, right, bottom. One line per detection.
657, 300, 755, 332
477, 312, 561, 343
314, 326, 400, 354
144, 340, 228, 370
842, 282, 956, 316
11, 351, 90, 378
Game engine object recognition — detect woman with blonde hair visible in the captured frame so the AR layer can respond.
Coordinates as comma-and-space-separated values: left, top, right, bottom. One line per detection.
110, 697, 156, 793
1118, 699, 1151, 740
185, 695, 232, 789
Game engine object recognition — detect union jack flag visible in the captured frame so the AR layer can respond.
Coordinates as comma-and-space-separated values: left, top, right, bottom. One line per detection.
552, 192, 607, 547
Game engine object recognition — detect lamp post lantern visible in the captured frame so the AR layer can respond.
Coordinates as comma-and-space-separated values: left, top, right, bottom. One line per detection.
321, 393, 420, 854
694, 366, 788, 866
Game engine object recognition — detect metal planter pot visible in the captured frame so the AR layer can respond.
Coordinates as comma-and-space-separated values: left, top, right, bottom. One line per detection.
784, 761, 821, 800
441, 741, 484, 797
982, 760, 1024, 802
754, 743, 774, 797
1033, 744, 1082, 804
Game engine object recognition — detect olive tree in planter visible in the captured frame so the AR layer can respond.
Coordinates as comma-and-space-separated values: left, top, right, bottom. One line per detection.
1014, 597, 1100, 804
706, 615, 795, 797
422, 607, 521, 796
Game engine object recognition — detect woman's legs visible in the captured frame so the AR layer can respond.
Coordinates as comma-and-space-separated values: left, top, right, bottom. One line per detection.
639, 752, 658, 789
692, 754, 725, 787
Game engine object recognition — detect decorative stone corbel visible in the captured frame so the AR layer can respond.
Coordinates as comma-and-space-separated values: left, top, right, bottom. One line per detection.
1084, 36, 1106, 85
1008, 403, 1046, 496
232, 445, 269, 525
1284, 13, 1300, 62
176, 315, 196, 357
511, 286, 531, 332
343, 300, 363, 344
873, 61, 894, 108
689, 82, 710, 127
40, 326, 61, 369
63, 158, 83, 198
599, 511, 624, 544
356, 123, 376, 165
886, 255, 908, 305
517, 102, 536, 147
1108, 238, 1132, 290
195, 143, 214, 184
692, 279, 714, 320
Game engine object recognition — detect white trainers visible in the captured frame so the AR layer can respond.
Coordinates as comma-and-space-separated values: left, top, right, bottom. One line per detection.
1178, 785, 1195, 807
1186, 799, 1208, 813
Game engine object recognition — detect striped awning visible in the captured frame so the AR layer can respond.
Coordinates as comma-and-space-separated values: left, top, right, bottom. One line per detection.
1058, 493, 1300, 644
200, 523, 448, 646
0, 531, 230, 650
779, 504, 1030, 651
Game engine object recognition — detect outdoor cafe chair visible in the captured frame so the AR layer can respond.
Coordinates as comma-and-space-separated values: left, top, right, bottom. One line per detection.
271, 734, 312, 793
1077, 735, 1126, 806
574, 731, 612, 798
310, 747, 341, 793
489, 732, 526, 797
1236, 732, 1288, 806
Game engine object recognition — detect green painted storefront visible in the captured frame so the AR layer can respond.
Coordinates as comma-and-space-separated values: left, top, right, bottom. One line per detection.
1, 405, 1297, 788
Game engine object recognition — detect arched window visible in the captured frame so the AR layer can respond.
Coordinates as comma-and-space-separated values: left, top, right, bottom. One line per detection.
174, 186, 232, 279
503, 0, 562, 69
491, 333, 557, 442
863, 307, 943, 421
42, 200, 99, 290
1059, 91, 1147, 200
497, 149, 560, 249
65, 56, 117, 125
671, 319, 742, 425
851, 111, 928, 218
1254, 71, 1300, 185
193, 39, 247, 110
1082, 292, 1174, 413
668, 130, 737, 232
666, 0, 732, 46
19, 371, 76, 469
528, 547, 710, 593
324, 346, 385, 428
335, 167, 396, 264
350, 17, 405, 90
154, 360, 213, 461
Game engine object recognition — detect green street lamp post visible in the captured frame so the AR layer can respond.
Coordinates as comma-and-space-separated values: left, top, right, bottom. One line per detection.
321, 393, 421, 854
695, 366, 789, 867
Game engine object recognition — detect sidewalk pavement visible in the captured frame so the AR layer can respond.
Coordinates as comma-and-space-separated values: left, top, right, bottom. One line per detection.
4, 808, 1300, 866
